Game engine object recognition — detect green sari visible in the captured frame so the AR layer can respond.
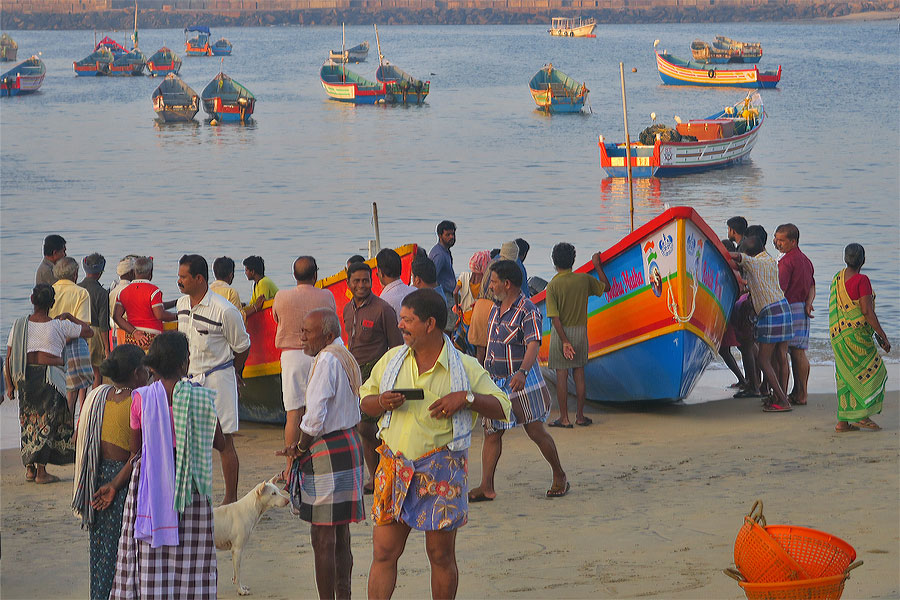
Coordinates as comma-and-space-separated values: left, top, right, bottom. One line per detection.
829, 269, 886, 422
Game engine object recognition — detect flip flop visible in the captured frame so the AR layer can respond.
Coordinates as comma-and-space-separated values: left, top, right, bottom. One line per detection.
733, 389, 763, 398
762, 403, 792, 413
575, 417, 593, 427
547, 481, 570, 498
835, 424, 859, 433
856, 420, 882, 431
468, 492, 495, 503
548, 419, 573, 429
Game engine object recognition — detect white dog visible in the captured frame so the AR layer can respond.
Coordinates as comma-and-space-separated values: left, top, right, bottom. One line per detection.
214, 476, 291, 595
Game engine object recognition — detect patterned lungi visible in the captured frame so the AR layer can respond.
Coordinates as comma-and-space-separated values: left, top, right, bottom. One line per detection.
756, 299, 793, 344
289, 428, 365, 526
109, 456, 217, 600
90, 458, 127, 600
548, 324, 589, 369
484, 364, 550, 434
372, 444, 468, 531
788, 301, 810, 349
63, 338, 94, 392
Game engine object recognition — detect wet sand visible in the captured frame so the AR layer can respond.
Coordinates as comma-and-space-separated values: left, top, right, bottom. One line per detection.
1, 367, 898, 599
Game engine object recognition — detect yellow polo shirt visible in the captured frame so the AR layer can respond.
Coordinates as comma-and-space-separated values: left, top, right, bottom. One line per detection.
250, 276, 279, 304
49, 279, 90, 322
359, 340, 510, 460
210, 279, 242, 311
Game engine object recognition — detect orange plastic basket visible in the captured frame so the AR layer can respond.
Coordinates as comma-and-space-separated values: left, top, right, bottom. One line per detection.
724, 562, 863, 600
763, 525, 855, 578
733, 501, 809, 583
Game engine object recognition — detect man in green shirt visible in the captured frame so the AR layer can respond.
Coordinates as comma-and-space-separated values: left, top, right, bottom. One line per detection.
545, 243, 609, 428
242, 255, 279, 316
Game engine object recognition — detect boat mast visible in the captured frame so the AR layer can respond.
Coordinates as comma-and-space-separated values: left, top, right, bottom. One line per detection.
374, 23, 384, 68
341, 22, 346, 83
619, 62, 635, 233
131, 0, 138, 50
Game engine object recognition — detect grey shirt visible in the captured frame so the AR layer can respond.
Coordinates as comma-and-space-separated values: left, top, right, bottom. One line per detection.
35, 258, 57, 286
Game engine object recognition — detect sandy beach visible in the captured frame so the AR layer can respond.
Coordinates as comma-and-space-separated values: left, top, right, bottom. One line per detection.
1, 365, 897, 599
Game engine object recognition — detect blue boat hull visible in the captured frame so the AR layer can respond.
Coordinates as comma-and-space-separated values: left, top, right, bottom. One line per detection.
74, 70, 103, 77
211, 48, 232, 56
600, 154, 752, 178
538, 99, 586, 114
658, 70, 777, 89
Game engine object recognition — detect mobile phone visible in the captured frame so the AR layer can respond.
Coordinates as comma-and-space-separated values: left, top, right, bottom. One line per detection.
391, 388, 425, 401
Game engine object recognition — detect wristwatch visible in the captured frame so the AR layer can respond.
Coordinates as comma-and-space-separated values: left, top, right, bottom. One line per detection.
465, 390, 475, 406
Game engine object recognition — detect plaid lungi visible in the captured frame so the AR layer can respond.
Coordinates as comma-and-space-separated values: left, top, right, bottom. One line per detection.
484, 364, 550, 434
63, 338, 94, 392
788, 302, 810, 349
756, 299, 793, 344
109, 456, 217, 600
548, 325, 589, 369
289, 428, 365, 526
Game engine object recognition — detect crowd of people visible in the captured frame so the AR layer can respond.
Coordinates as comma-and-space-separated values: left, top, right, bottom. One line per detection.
1, 218, 891, 599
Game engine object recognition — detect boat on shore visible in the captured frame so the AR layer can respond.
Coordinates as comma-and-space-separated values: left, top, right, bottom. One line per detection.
108, 48, 146, 76
691, 36, 762, 64
1, 56, 46, 96
238, 243, 418, 423
73, 47, 114, 76
329, 41, 369, 63
548, 16, 596, 37
531, 207, 739, 403
528, 64, 589, 114
146, 46, 181, 77
656, 52, 780, 88
185, 26, 212, 56
1, 34, 18, 62
152, 74, 199, 123
599, 92, 764, 178
201, 72, 255, 122
376, 62, 429, 105
211, 38, 233, 56
320, 60, 386, 104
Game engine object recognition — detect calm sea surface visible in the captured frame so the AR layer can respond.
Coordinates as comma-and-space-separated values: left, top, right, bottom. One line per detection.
1, 22, 898, 365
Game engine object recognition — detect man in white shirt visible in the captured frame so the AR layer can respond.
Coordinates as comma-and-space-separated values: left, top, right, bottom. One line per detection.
176, 254, 251, 505
278, 308, 364, 600
376, 248, 414, 322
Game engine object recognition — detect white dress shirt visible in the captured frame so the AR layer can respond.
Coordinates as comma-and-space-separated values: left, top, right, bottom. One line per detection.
379, 279, 415, 323
299, 338, 362, 437
176, 289, 251, 375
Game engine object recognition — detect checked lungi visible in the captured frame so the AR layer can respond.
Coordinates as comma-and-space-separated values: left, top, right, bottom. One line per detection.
289, 428, 365, 526
484, 364, 550, 434
109, 456, 217, 600
63, 338, 94, 392
788, 301, 810, 349
755, 299, 793, 344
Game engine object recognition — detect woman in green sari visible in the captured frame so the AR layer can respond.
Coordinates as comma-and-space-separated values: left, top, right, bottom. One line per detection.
830, 244, 891, 432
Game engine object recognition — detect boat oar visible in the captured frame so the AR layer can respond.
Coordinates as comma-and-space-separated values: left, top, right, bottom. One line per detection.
619, 62, 634, 233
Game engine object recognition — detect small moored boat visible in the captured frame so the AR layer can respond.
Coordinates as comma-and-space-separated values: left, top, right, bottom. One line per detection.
201, 72, 255, 122
1, 56, 46, 96
531, 207, 739, 403
656, 52, 780, 88
599, 92, 764, 178
320, 60, 386, 104
1, 33, 18, 62
73, 47, 114, 76
548, 16, 596, 38
95, 36, 128, 57
146, 46, 181, 77
185, 26, 212, 56
211, 38, 232, 56
376, 62, 429, 105
108, 48, 146, 76
691, 37, 762, 63
528, 64, 589, 114
152, 74, 199, 123
329, 41, 369, 63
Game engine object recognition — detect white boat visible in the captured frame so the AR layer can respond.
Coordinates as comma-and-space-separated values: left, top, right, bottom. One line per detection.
548, 17, 596, 38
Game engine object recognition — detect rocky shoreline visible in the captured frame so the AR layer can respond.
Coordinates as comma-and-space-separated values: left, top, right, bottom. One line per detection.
2, 1, 898, 30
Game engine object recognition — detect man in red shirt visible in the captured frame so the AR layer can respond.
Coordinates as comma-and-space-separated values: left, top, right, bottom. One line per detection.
113, 256, 176, 348
774, 224, 815, 406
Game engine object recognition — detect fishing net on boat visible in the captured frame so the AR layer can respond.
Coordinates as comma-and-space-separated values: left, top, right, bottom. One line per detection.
640, 124, 687, 144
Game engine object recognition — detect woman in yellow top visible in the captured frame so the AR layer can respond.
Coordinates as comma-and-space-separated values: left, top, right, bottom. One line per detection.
73, 344, 149, 600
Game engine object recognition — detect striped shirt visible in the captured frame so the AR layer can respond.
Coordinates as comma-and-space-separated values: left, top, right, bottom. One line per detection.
176, 290, 251, 375
484, 293, 542, 378
741, 252, 785, 313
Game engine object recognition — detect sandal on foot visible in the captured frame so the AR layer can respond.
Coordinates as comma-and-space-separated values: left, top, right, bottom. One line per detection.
468, 491, 495, 503
856, 419, 881, 431
733, 389, 763, 398
835, 423, 859, 432
548, 419, 573, 429
763, 403, 792, 413
547, 481, 570, 498
575, 417, 593, 427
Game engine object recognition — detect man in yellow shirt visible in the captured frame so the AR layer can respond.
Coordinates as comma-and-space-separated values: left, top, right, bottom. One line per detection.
50, 256, 93, 410
359, 289, 510, 600
242, 255, 278, 316
209, 256, 243, 311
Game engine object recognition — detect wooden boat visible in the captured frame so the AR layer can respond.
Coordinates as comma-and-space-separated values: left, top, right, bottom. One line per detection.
152, 74, 199, 122
1, 56, 45, 96
548, 16, 596, 37
185, 26, 212, 56
599, 93, 764, 178
320, 60, 386, 104
531, 207, 739, 403
146, 46, 181, 77
239, 243, 418, 423
528, 64, 589, 114
201, 72, 255, 123
656, 52, 780, 88
73, 47, 114, 76
329, 41, 369, 63
376, 62, 429, 105
95, 36, 128, 57
1, 33, 18, 62
211, 38, 233, 56
691, 37, 762, 64
108, 48, 146, 76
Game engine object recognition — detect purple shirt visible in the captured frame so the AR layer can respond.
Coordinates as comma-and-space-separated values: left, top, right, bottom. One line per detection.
778, 247, 815, 305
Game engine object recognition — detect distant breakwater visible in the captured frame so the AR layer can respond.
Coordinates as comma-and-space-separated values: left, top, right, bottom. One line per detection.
2, 0, 897, 29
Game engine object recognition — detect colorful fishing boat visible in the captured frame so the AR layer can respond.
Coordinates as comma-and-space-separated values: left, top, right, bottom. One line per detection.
376, 62, 429, 105
152, 74, 199, 123
548, 16, 596, 37
108, 48, 146, 76
1, 33, 18, 62
95, 36, 128, 57
146, 46, 181, 77
211, 38, 233, 56
656, 52, 780, 88
239, 244, 418, 423
73, 47, 114, 76
1, 56, 45, 96
185, 25, 212, 56
531, 207, 739, 403
201, 72, 255, 123
320, 60, 386, 104
528, 64, 589, 114
329, 41, 369, 63
599, 93, 764, 178
691, 37, 762, 63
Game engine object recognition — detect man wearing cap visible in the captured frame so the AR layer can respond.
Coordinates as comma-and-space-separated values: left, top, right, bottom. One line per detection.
79, 253, 110, 388
108, 255, 137, 350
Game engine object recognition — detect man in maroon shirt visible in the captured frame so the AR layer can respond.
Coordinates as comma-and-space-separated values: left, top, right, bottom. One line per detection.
774, 224, 815, 406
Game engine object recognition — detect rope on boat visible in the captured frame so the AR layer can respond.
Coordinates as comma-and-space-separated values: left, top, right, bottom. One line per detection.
666, 267, 699, 324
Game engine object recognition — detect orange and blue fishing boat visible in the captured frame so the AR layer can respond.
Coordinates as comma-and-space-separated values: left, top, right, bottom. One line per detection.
146, 46, 181, 77
531, 207, 739, 403
238, 244, 418, 423
1, 56, 46, 96
656, 52, 780, 88
73, 47, 114, 76
185, 26, 212, 56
